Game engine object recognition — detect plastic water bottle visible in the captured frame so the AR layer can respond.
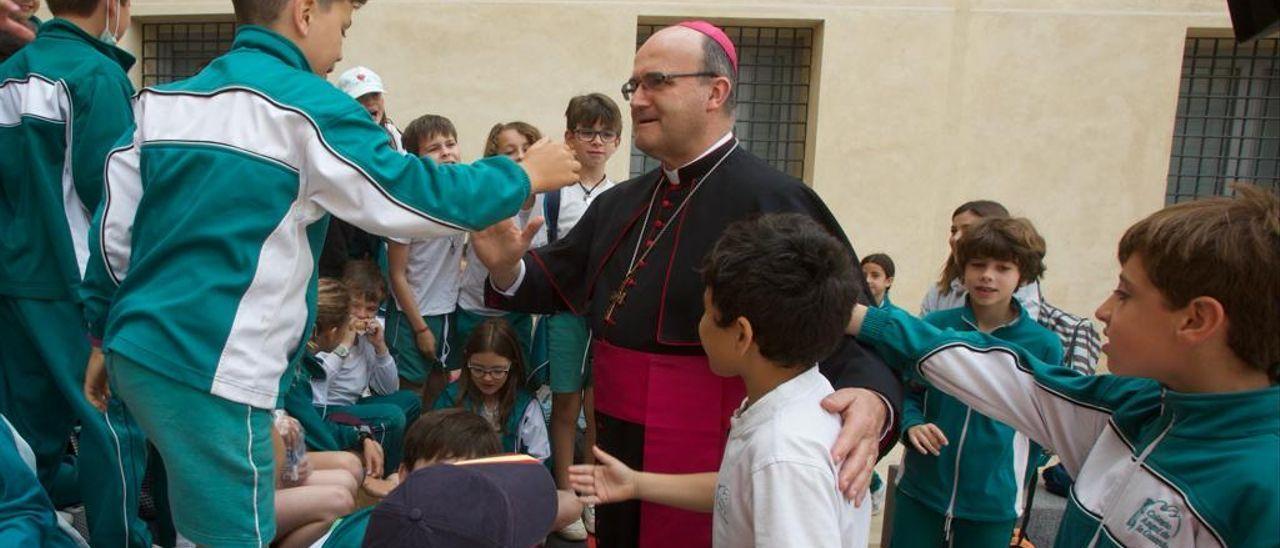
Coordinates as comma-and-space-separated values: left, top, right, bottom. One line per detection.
273, 410, 306, 483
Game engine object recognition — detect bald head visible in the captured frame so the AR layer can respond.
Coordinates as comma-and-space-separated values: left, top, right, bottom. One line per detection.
629, 25, 737, 167
640, 26, 737, 112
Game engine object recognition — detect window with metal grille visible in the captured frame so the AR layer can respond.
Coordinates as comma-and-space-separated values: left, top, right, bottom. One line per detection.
1166, 34, 1279, 204
629, 24, 815, 180
141, 22, 237, 87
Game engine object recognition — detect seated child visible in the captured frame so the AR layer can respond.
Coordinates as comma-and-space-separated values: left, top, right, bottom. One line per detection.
892, 218, 1063, 547
386, 115, 467, 397
313, 408, 498, 546
848, 185, 1279, 546
270, 413, 361, 548
311, 261, 423, 470
317, 408, 581, 546
285, 278, 389, 483
570, 213, 872, 547
433, 318, 550, 462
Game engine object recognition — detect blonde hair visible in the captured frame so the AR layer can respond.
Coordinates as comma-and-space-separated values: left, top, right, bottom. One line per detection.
483, 121, 542, 158
314, 277, 349, 332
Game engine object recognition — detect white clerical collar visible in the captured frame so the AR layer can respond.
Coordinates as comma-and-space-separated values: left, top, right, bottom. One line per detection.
662, 132, 734, 186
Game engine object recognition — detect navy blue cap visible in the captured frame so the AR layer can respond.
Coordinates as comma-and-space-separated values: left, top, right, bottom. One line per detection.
362, 456, 557, 547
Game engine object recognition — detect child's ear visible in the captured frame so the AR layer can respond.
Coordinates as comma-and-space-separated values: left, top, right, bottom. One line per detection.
885, 276, 894, 287
1177, 296, 1228, 345
293, 0, 317, 36
734, 316, 754, 356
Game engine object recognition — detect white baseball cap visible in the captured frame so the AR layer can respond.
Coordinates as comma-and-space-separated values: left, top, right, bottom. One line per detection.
337, 66, 386, 100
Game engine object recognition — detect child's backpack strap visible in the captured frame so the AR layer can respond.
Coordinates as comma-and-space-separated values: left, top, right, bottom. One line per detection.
544, 189, 562, 243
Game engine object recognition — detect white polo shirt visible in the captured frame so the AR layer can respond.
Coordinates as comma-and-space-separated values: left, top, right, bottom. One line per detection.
713, 366, 871, 547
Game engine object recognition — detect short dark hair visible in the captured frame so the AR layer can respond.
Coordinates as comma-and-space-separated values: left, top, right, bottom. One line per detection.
953, 217, 1047, 286
401, 409, 501, 471
701, 213, 857, 367
401, 114, 457, 157
565, 93, 622, 133
952, 200, 1010, 219
47, 0, 121, 17
231, 0, 367, 26
861, 253, 896, 279
700, 35, 737, 113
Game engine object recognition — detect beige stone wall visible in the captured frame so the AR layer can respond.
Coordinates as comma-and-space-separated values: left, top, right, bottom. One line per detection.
98, 0, 1235, 346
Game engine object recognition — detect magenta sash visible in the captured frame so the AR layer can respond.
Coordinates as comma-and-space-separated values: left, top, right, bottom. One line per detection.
592, 339, 746, 548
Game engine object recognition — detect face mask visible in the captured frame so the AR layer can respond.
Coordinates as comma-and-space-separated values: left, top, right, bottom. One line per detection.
98, 0, 120, 46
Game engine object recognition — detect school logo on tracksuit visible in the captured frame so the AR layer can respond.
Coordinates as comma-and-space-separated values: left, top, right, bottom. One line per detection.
1126, 498, 1183, 547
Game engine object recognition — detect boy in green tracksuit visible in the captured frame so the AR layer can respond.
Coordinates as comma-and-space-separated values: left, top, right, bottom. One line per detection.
890, 218, 1063, 547
849, 186, 1280, 547
0, 0, 150, 545
77, 0, 579, 544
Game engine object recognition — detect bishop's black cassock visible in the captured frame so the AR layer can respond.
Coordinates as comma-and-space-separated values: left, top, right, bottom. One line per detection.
488, 136, 903, 548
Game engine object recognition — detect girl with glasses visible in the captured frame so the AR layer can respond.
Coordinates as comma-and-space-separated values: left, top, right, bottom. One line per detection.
430, 318, 550, 463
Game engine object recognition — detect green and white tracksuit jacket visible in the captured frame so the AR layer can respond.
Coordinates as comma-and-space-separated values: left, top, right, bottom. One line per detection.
861, 306, 1280, 547
80, 25, 531, 409
898, 303, 1063, 524
0, 18, 135, 300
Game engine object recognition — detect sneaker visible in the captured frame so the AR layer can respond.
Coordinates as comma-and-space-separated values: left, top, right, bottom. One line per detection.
558, 518, 588, 541
582, 504, 596, 534
870, 481, 887, 515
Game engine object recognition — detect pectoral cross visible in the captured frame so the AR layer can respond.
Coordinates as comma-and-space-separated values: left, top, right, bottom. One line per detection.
603, 287, 628, 325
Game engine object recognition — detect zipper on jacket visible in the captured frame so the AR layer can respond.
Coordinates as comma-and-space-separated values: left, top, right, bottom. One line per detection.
1085, 411, 1176, 547
943, 407, 973, 544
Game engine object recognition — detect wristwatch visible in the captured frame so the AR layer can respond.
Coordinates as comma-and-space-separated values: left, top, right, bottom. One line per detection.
356, 425, 374, 443
333, 344, 350, 358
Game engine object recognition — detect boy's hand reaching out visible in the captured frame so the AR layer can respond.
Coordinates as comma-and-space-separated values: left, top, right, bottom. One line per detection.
569, 446, 639, 505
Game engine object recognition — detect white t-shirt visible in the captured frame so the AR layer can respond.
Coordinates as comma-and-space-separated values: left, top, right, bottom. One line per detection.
713, 366, 871, 548
389, 233, 465, 317
458, 198, 543, 314
536, 176, 618, 243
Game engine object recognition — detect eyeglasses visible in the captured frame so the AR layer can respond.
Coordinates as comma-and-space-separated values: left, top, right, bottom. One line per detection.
572, 129, 620, 143
621, 71, 719, 101
467, 364, 511, 379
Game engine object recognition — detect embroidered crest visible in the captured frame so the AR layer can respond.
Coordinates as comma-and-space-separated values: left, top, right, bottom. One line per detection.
356, 73, 366, 81
1126, 498, 1183, 547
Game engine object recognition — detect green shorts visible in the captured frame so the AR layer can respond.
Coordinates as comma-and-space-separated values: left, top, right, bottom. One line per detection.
546, 313, 593, 394
386, 309, 452, 383
108, 353, 275, 547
